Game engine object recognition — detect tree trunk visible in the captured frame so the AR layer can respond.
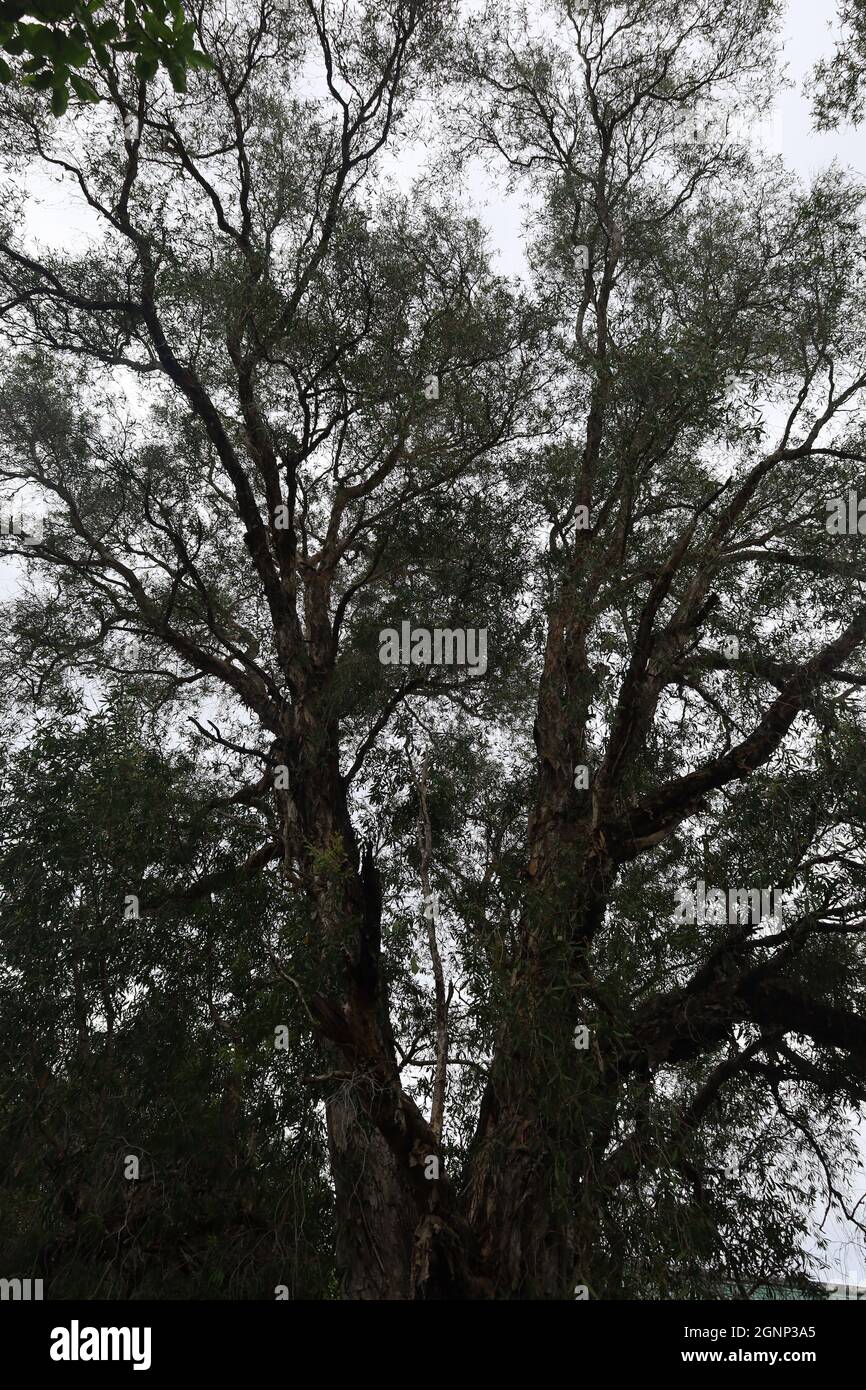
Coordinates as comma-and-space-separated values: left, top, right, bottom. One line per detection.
463, 1010, 582, 1298
462, 814, 612, 1298
288, 729, 474, 1298
326, 1086, 418, 1299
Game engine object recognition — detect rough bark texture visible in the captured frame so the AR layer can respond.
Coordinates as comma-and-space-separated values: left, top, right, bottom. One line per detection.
326, 1088, 417, 1300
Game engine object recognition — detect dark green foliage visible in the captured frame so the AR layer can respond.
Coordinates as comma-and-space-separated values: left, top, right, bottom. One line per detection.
0, 0, 211, 112
0, 700, 335, 1298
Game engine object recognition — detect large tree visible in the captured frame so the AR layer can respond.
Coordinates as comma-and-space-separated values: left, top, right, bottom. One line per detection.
2, 0, 866, 1299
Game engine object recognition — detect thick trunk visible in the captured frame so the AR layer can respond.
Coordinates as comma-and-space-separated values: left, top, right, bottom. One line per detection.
466, 1097, 576, 1296
325, 1085, 417, 1299
287, 724, 483, 1299
463, 816, 612, 1298
465, 1036, 612, 1299
464, 1012, 584, 1299
325, 1070, 491, 1298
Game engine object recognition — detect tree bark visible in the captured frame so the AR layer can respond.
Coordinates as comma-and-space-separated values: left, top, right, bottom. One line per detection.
288, 714, 483, 1299
325, 1086, 418, 1300
461, 781, 612, 1298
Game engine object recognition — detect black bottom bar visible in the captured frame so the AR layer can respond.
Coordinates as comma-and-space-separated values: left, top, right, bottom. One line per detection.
1, 1296, 857, 1377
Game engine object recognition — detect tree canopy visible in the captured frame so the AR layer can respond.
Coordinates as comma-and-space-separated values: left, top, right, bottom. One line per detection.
811, 0, 866, 129
1, 0, 866, 1300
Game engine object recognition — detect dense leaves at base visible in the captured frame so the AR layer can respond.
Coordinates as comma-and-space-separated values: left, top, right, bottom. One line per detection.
0, 702, 334, 1298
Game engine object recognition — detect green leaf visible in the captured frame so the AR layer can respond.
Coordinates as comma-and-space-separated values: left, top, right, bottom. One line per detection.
69, 72, 100, 103
0, 55, 11, 83
133, 53, 158, 81
40, 1, 79, 17
22, 70, 55, 90
58, 36, 90, 69
50, 82, 69, 117
141, 14, 174, 44
20, 28, 53, 58
166, 62, 186, 93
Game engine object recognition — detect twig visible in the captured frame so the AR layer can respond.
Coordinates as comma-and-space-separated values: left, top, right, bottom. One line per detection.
406, 744, 450, 1140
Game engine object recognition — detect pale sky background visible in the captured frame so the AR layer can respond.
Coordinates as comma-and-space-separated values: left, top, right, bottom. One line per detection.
2, 0, 866, 1291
